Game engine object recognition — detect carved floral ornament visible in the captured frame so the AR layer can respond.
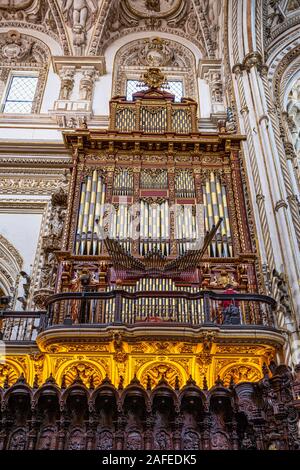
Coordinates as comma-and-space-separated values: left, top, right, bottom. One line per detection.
125, 0, 184, 18
0, 363, 21, 387
0, 1, 71, 55
138, 361, 185, 388
219, 364, 262, 387
58, 361, 104, 388
0, 29, 50, 64
0, 0, 42, 20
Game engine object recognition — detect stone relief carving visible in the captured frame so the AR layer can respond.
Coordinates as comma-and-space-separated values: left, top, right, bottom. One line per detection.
202, 0, 222, 52
112, 37, 197, 100
267, 1, 285, 31
138, 37, 174, 67
286, 0, 300, 12
126, 0, 183, 18
58, 66, 75, 100
0, 29, 33, 61
0, 29, 50, 65
286, 78, 300, 160
272, 269, 293, 317
0, 1, 70, 54
62, 0, 98, 54
0, 0, 44, 22
0, 235, 23, 307
79, 67, 96, 100
0, 30, 50, 113
89, 0, 209, 58
266, 0, 300, 41
33, 184, 68, 308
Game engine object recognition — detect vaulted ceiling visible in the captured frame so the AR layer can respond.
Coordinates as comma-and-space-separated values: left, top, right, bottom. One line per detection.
0, 0, 223, 58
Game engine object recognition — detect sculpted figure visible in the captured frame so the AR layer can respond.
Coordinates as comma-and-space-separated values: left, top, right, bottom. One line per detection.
63, 0, 97, 30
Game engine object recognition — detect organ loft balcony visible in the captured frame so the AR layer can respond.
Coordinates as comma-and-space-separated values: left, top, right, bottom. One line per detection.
0, 68, 286, 389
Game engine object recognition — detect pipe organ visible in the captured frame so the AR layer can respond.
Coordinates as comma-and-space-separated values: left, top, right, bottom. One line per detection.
2, 68, 289, 451
140, 198, 170, 256
75, 170, 106, 256
203, 172, 232, 258
113, 168, 133, 196
75, 169, 232, 258
64, 67, 256, 299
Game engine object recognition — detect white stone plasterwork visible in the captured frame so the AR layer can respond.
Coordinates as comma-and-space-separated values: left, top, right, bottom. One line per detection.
198, 59, 225, 114
0, 29, 51, 114
0, 233, 23, 306
51, 55, 106, 127
112, 36, 198, 101
87, 0, 214, 59
228, 0, 300, 366
0, 0, 72, 55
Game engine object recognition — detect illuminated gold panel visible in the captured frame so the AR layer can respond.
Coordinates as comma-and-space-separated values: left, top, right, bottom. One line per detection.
1, 340, 276, 390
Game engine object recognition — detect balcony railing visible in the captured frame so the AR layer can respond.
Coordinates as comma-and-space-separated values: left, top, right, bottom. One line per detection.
0, 291, 277, 341
0, 311, 47, 342
46, 290, 276, 328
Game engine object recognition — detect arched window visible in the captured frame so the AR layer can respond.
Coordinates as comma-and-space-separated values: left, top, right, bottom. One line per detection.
0, 30, 50, 114
112, 37, 198, 102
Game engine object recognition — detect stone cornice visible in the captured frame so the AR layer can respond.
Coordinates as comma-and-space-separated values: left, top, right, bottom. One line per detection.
52, 56, 106, 76
0, 141, 70, 158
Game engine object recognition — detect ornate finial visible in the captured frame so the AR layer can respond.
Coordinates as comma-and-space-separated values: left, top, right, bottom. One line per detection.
33, 374, 39, 389
101, 373, 112, 385
89, 375, 95, 390
142, 67, 167, 89
72, 368, 83, 385
130, 373, 141, 386
146, 375, 152, 391
186, 375, 196, 387
203, 376, 208, 390
3, 376, 9, 389
229, 375, 235, 389
262, 363, 269, 378
16, 372, 27, 384
157, 372, 169, 386
61, 374, 66, 389
45, 373, 56, 385
215, 375, 224, 386
118, 376, 124, 390
174, 376, 180, 390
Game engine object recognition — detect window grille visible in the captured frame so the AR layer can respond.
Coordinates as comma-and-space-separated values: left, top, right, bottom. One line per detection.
2, 75, 38, 114
126, 79, 183, 102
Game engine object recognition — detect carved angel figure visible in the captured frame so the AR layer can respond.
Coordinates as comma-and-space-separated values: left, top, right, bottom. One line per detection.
63, 0, 97, 30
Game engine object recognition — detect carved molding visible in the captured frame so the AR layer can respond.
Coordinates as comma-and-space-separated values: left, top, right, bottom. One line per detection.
0, 0, 71, 55
88, 0, 210, 58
